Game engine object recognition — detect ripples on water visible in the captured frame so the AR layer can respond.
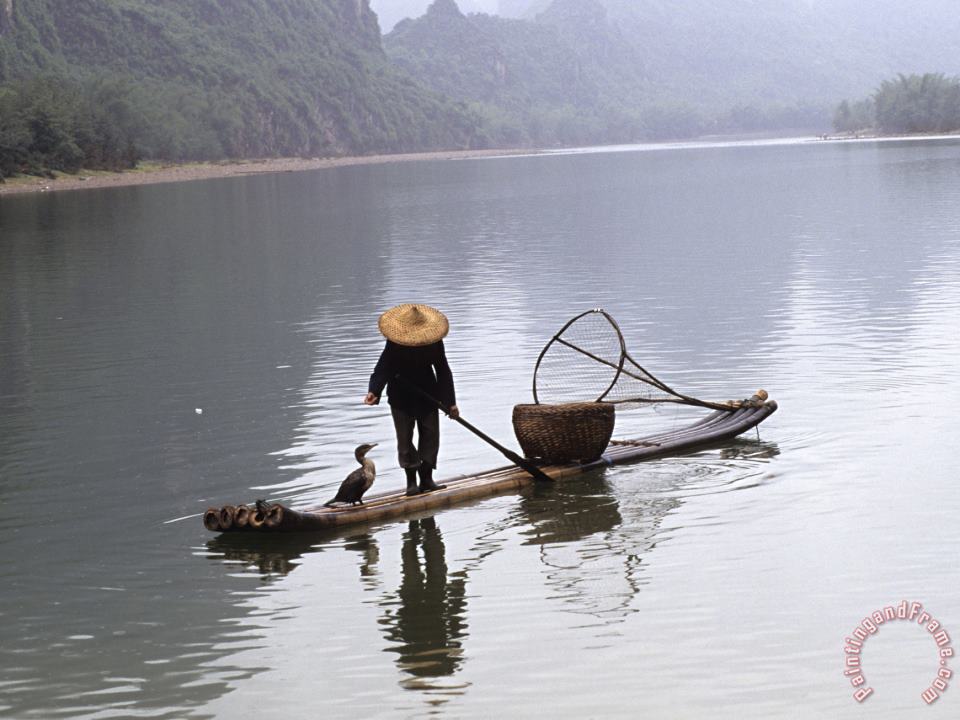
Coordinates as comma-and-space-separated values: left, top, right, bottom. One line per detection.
2, 137, 960, 718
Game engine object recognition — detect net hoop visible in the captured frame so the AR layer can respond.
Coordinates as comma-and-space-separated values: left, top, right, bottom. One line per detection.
532, 308, 742, 411
533, 308, 626, 404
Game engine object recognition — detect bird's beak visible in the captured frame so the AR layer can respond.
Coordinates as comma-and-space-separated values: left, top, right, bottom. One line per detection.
369, 443, 378, 449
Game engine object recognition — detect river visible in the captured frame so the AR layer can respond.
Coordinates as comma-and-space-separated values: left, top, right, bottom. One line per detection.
2, 137, 959, 718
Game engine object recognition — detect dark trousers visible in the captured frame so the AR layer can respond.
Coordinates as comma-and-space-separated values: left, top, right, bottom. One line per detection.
391, 405, 440, 470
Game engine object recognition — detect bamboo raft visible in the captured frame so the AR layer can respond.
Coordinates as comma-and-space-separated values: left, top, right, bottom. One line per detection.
204, 391, 777, 534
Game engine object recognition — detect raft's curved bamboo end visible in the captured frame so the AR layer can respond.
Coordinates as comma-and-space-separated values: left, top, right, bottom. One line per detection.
203, 508, 221, 532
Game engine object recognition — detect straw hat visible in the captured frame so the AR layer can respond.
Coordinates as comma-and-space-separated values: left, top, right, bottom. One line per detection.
378, 304, 449, 347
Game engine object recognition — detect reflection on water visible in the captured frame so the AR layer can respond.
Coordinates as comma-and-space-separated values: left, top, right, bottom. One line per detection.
382, 518, 469, 691
518, 473, 647, 623
509, 440, 777, 626
520, 474, 624, 544
345, 533, 383, 587
206, 534, 320, 578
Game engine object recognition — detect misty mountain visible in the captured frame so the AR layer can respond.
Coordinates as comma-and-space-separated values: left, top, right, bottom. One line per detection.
3, 0, 959, 177
386, 0, 960, 144
370, 0, 497, 32
372, 0, 548, 28
387, 0, 641, 104
0, 0, 481, 162
384, 0, 824, 145
599, 0, 960, 109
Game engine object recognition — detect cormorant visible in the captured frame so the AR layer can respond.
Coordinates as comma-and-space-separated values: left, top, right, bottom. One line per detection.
324, 443, 378, 507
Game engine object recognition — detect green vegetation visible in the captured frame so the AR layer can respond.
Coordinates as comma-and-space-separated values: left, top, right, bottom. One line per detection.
4, 0, 960, 179
0, 0, 483, 180
0, 76, 139, 178
384, 0, 826, 146
875, 74, 960, 134
386, 0, 960, 145
833, 73, 960, 135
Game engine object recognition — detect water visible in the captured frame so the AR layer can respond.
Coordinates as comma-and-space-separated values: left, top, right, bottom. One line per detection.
2, 137, 959, 718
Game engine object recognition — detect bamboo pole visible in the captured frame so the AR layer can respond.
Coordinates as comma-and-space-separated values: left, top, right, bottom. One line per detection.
218, 505, 236, 530
234, 505, 250, 528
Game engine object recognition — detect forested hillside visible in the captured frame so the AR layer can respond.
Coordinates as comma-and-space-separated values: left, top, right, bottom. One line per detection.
372, 0, 496, 31
385, 0, 826, 146
385, 0, 652, 145
386, 0, 960, 145
0, 0, 482, 178
3, 0, 960, 179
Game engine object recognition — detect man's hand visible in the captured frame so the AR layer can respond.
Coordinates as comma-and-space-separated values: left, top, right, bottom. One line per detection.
447, 404, 460, 419
364, 392, 379, 405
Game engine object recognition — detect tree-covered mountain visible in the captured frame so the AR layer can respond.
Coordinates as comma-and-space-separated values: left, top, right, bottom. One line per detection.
369, 0, 541, 30
384, 0, 650, 146
385, 0, 826, 145
0, 0, 482, 177
371, 0, 497, 32
385, 0, 960, 144
4, 0, 960, 179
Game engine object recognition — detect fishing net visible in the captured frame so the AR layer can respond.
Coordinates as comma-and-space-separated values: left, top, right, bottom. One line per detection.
533, 309, 741, 411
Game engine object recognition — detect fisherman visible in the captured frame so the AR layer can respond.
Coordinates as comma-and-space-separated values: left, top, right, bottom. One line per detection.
365, 304, 459, 496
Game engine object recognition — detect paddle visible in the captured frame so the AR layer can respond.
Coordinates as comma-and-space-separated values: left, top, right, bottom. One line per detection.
393, 375, 554, 483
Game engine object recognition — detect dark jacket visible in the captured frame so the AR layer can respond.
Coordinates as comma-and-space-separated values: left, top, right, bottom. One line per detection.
369, 340, 456, 417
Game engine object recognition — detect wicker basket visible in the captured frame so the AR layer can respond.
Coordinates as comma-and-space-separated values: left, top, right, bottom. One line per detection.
512, 402, 615, 463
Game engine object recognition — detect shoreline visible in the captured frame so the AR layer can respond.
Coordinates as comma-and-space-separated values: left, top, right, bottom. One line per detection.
818, 129, 960, 142
4, 131, 959, 197
0, 148, 539, 197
